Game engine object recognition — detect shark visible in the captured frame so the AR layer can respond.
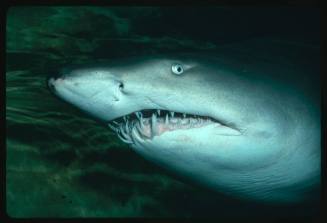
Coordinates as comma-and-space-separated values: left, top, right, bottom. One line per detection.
47, 38, 320, 204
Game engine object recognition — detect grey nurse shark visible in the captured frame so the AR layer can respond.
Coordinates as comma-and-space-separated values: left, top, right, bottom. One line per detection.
48, 38, 320, 204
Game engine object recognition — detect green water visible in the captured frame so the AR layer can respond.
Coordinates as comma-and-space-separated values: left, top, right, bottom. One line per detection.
5, 6, 224, 218
6, 6, 320, 218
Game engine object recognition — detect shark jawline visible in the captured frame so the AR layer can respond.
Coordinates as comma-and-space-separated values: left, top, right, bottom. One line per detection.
107, 109, 239, 144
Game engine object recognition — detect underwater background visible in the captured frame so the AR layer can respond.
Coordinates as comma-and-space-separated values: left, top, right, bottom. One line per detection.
6, 6, 320, 218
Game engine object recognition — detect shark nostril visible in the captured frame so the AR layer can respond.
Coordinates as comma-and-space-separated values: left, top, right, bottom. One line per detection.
119, 82, 124, 91
47, 78, 56, 92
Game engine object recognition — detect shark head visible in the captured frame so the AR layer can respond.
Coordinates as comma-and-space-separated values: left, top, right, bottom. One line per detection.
48, 53, 320, 203
48, 55, 244, 137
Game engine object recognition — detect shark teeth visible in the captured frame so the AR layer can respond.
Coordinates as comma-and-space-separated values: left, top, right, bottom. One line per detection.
135, 122, 144, 135
108, 123, 116, 131
108, 109, 223, 144
118, 122, 133, 144
170, 111, 175, 118
136, 111, 142, 120
117, 132, 133, 144
165, 114, 169, 125
151, 113, 158, 137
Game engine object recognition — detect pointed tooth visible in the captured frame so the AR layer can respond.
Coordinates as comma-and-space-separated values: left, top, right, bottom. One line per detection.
136, 122, 143, 135
108, 123, 116, 131
136, 111, 143, 119
115, 128, 120, 136
121, 124, 131, 141
125, 120, 129, 132
120, 128, 128, 137
170, 111, 174, 118
165, 114, 169, 125
121, 128, 130, 141
113, 120, 119, 125
119, 124, 124, 133
123, 116, 127, 122
152, 113, 157, 122
131, 127, 143, 142
140, 115, 144, 128
183, 113, 186, 118
117, 133, 132, 144
157, 109, 161, 116
151, 113, 157, 124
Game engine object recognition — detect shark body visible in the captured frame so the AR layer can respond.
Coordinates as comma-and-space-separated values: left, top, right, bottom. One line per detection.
48, 39, 320, 203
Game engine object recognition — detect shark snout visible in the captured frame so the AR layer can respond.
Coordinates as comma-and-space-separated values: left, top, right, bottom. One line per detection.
47, 67, 128, 122
47, 77, 56, 93
47, 75, 65, 94
47, 67, 68, 93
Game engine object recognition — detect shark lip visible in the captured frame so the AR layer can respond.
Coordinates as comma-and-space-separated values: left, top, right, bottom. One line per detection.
107, 109, 239, 144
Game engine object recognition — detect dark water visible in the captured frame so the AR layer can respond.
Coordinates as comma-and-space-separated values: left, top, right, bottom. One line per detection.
6, 7, 320, 218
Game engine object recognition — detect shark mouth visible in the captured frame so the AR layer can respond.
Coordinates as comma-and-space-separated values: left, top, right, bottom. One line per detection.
107, 109, 229, 144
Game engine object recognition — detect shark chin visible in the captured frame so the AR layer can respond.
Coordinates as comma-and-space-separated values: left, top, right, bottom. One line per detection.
47, 39, 320, 204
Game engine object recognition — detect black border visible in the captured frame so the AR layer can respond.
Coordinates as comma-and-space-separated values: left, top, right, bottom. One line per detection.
1, 0, 325, 223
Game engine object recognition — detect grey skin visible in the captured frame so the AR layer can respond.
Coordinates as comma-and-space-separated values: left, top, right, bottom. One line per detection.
48, 39, 320, 203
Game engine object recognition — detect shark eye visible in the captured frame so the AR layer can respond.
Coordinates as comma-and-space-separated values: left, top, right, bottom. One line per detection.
172, 64, 184, 75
